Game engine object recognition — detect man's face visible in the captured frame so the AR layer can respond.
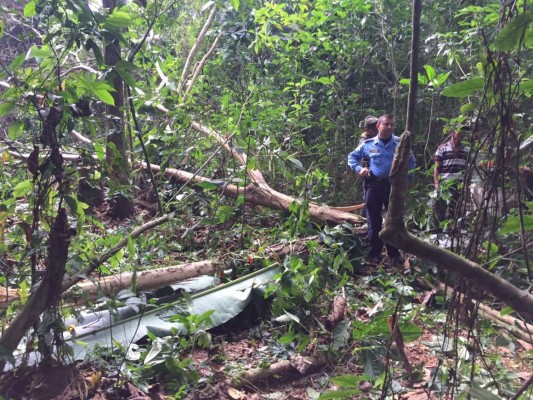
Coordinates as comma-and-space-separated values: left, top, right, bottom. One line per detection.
365, 124, 378, 138
452, 130, 464, 145
377, 117, 395, 138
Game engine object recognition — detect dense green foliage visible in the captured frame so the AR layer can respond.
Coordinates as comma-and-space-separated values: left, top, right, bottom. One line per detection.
0, 0, 531, 398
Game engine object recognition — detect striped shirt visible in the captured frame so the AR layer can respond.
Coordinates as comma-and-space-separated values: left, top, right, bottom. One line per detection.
434, 141, 469, 181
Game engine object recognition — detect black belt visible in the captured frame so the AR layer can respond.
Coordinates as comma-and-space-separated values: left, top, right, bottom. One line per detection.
369, 175, 390, 183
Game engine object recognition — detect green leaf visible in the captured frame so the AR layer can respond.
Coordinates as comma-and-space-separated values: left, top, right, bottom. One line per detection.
26, 45, 53, 60
316, 76, 334, 85
518, 79, 533, 93
424, 65, 436, 81
468, 382, 502, 400
115, 67, 136, 88
195, 181, 219, 191
318, 389, 360, 399
0, 103, 15, 117
229, 0, 240, 11
288, 157, 304, 171
10, 54, 25, 71
500, 306, 513, 317
105, 11, 132, 28
93, 90, 115, 105
330, 374, 365, 388
13, 180, 33, 198
23, 0, 37, 17
8, 122, 23, 140
460, 103, 476, 114
441, 78, 484, 98
500, 214, 533, 235
435, 71, 451, 86
399, 321, 423, 343
494, 12, 533, 51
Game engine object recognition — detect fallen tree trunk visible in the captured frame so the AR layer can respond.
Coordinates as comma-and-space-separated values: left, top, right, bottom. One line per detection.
234, 354, 328, 388
418, 276, 533, 344
190, 122, 364, 214
143, 163, 365, 227
64, 261, 218, 302
1, 235, 316, 306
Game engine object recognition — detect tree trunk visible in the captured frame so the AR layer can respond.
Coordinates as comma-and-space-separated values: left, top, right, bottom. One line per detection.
103, 0, 133, 219
0, 208, 71, 364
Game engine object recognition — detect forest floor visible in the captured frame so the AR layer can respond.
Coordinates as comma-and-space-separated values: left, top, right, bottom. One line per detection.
0, 200, 532, 400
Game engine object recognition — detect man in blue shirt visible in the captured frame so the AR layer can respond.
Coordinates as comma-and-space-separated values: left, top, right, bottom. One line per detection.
348, 114, 416, 265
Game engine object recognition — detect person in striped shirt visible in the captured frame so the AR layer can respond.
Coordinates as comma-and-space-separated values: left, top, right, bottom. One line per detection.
433, 124, 471, 225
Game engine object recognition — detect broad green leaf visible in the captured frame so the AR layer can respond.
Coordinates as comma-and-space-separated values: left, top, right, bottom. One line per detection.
330, 374, 366, 388
144, 337, 164, 364
64, 195, 78, 214
424, 65, 436, 81
316, 76, 334, 85
26, 45, 53, 60
494, 12, 533, 51
0, 103, 15, 117
115, 67, 136, 88
195, 181, 219, 191
288, 157, 304, 171
468, 382, 502, 400
86, 39, 104, 65
500, 306, 513, 316
93, 90, 115, 105
318, 389, 360, 399
441, 78, 484, 98
24, 0, 37, 17
518, 79, 533, 93
8, 122, 23, 141
105, 11, 132, 28
229, 0, 240, 11
399, 321, 423, 343
13, 180, 33, 198
500, 214, 533, 235
92, 82, 115, 91
435, 71, 451, 86
0, 21, 3, 39
460, 103, 476, 114
10, 54, 25, 71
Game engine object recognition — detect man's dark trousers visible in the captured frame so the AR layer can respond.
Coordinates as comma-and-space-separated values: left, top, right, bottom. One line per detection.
365, 178, 402, 259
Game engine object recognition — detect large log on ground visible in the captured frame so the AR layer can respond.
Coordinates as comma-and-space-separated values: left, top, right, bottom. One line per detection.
65, 260, 218, 302
143, 162, 365, 227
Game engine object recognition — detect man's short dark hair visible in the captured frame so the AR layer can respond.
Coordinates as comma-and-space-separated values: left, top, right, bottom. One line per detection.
364, 115, 378, 128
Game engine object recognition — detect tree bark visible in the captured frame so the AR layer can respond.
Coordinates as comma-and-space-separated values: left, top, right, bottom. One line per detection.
144, 162, 364, 227
0, 208, 71, 362
103, 0, 133, 219
234, 354, 328, 388
177, 4, 217, 94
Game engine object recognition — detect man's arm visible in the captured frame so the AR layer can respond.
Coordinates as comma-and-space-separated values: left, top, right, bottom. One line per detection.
433, 161, 441, 190
348, 146, 363, 173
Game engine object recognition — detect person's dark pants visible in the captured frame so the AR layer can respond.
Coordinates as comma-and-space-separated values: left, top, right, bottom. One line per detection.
434, 181, 462, 226
365, 179, 402, 259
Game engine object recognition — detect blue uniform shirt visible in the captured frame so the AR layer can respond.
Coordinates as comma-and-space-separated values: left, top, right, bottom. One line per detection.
348, 135, 416, 178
